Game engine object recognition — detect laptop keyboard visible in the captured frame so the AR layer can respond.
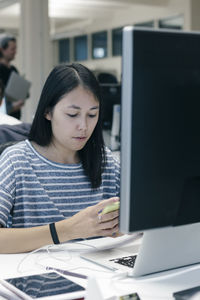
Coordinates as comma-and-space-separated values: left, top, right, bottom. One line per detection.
110, 255, 137, 268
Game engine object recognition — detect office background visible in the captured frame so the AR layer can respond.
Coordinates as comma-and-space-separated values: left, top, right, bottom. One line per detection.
0, 0, 199, 123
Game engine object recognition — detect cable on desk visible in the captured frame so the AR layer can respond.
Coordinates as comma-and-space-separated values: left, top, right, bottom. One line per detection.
16, 244, 73, 275
46, 245, 118, 277
45, 244, 72, 263
16, 239, 95, 274
17, 242, 112, 282
51, 239, 99, 252
40, 241, 99, 267
17, 245, 51, 274
17, 238, 133, 285
45, 245, 120, 279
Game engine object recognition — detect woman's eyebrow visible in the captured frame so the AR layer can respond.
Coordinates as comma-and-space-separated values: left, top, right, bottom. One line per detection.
67, 105, 81, 109
90, 106, 99, 110
67, 105, 99, 110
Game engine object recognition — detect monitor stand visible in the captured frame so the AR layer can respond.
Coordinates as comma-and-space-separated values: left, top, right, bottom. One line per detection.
131, 222, 200, 277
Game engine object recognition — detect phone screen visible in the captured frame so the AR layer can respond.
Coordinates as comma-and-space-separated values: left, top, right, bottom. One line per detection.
5, 272, 85, 299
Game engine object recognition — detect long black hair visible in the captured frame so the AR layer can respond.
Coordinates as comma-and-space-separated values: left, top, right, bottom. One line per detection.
29, 63, 106, 188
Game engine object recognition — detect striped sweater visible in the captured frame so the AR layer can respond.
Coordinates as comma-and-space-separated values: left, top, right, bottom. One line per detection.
0, 140, 120, 228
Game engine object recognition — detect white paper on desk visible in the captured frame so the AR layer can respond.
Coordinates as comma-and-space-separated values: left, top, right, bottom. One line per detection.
59, 233, 142, 253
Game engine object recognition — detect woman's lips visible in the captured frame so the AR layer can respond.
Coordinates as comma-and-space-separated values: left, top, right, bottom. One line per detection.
73, 136, 87, 140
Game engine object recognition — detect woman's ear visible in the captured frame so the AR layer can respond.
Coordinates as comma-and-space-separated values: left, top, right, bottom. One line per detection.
44, 109, 52, 121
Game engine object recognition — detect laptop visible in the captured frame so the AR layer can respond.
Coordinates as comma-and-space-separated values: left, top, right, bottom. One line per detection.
81, 224, 200, 277
5, 71, 31, 102
80, 233, 142, 273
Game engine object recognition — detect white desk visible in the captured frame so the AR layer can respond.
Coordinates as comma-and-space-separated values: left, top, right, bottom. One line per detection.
1, 236, 200, 300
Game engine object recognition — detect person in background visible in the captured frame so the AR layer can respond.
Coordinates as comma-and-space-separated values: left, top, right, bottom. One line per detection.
0, 78, 4, 107
0, 73, 31, 156
0, 63, 120, 253
0, 64, 7, 114
0, 35, 25, 119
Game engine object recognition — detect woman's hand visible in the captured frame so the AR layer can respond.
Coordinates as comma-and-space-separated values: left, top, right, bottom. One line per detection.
0, 197, 120, 253
63, 197, 120, 240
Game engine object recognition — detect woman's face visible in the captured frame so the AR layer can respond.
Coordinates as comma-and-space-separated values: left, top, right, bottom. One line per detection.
45, 85, 99, 155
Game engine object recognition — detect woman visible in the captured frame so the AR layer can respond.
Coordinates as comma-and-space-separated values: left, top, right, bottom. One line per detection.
0, 63, 120, 253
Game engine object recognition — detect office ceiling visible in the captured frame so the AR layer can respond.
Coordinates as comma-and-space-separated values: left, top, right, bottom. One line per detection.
0, 0, 172, 38
0, 0, 170, 35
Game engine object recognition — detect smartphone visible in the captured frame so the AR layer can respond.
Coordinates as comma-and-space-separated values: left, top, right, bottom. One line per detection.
2, 272, 85, 300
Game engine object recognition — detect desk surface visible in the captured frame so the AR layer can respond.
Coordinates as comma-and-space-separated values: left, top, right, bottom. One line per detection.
1, 235, 200, 300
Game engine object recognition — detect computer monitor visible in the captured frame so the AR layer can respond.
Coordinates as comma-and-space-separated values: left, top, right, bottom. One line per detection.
100, 83, 121, 130
119, 27, 200, 276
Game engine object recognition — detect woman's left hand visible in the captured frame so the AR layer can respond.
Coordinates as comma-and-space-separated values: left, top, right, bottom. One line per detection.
64, 197, 120, 240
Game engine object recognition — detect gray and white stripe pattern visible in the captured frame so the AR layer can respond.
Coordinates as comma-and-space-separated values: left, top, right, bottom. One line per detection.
0, 140, 120, 228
